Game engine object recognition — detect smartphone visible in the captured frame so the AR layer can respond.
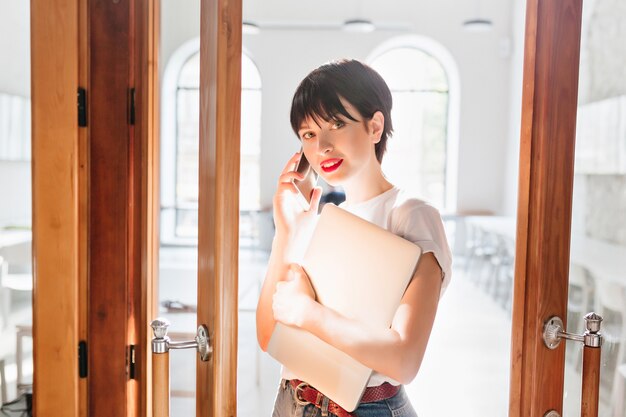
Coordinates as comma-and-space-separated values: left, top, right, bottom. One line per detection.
292, 150, 319, 210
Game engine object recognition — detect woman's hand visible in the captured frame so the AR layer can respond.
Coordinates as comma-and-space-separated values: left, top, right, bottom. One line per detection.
272, 152, 322, 240
272, 264, 317, 328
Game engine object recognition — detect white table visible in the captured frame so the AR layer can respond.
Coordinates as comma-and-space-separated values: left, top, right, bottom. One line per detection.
0, 230, 31, 249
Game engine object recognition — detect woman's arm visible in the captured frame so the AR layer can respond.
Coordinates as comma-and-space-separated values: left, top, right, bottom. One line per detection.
256, 151, 323, 351
273, 252, 442, 384
256, 235, 289, 351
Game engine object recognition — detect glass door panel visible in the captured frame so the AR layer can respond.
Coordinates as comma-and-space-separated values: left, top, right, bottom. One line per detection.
0, 1, 33, 409
565, 1, 626, 415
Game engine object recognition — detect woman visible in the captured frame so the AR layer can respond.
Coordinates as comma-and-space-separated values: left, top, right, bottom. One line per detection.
256, 59, 452, 417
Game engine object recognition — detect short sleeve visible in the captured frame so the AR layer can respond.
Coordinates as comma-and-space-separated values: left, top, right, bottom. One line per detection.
391, 201, 453, 296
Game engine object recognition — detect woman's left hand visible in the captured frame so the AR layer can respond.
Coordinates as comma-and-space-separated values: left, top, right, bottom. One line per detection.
272, 264, 316, 328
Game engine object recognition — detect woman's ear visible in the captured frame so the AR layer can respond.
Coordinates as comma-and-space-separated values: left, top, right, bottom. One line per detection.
369, 111, 385, 144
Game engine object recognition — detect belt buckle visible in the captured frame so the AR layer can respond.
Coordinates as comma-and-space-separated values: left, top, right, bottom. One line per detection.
294, 382, 311, 406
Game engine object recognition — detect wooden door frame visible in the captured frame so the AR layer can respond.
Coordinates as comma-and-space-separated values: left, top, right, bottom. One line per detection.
134, 1, 160, 416
88, 0, 135, 414
31, 0, 81, 415
32, 0, 158, 416
197, 0, 242, 415
509, 0, 583, 416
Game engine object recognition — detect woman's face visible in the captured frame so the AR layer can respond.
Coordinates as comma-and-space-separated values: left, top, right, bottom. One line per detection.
297, 100, 381, 187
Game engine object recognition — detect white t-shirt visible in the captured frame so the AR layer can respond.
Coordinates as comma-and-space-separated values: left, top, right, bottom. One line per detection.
280, 186, 453, 387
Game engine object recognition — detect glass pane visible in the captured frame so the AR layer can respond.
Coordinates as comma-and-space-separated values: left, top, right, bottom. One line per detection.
0, 94, 31, 161
178, 53, 200, 89
0, 0, 33, 408
160, 1, 201, 412
248, 29, 520, 417
565, 1, 625, 415
241, 88, 262, 211
242, 54, 262, 90
371, 49, 449, 210
370, 47, 448, 92
161, 3, 264, 411
380, 91, 448, 209
176, 88, 200, 211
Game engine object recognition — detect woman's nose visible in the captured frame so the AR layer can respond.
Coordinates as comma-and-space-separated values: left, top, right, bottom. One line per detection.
317, 133, 333, 154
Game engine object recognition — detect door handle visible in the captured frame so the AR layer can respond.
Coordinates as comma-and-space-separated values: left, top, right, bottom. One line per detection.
150, 318, 211, 360
542, 312, 603, 417
150, 318, 212, 417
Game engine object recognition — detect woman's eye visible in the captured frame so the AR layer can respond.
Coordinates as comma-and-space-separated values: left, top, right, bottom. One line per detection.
332, 121, 345, 129
301, 132, 314, 140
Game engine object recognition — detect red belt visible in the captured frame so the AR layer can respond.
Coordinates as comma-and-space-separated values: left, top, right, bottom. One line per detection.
289, 379, 401, 417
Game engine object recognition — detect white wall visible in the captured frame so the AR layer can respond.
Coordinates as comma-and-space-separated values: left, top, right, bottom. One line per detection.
502, 0, 527, 216
0, 161, 31, 226
161, 0, 201, 79
0, 1, 30, 97
0, 1, 31, 225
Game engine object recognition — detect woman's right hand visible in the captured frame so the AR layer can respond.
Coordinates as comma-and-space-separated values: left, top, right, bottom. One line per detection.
272, 151, 322, 240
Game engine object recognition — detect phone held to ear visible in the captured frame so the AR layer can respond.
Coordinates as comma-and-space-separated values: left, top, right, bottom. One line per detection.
293, 150, 319, 211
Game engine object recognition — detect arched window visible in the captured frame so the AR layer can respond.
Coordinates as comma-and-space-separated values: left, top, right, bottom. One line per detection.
370, 44, 456, 210
161, 44, 262, 242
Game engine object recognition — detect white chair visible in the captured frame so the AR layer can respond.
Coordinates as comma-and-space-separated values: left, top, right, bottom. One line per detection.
490, 234, 515, 310
613, 363, 626, 417
0, 264, 33, 331
465, 226, 499, 287
0, 358, 7, 405
0, 241, 32, 274
0, 256, 8, 329
15, 324, 32, 394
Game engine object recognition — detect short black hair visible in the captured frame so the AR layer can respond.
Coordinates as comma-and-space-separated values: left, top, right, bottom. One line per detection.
290, 59, 393, 163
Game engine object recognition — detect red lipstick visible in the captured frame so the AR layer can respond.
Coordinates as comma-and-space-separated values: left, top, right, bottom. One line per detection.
320, 158, 343, 173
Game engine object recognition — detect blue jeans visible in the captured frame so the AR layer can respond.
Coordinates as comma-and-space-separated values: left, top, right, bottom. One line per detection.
272, 380, 418, 417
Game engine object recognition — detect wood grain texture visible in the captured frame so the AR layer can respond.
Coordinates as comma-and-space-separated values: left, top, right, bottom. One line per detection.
134, 1, 160, 417
78, 0, 89, 415
31, 0, 80, 415
132, 0, 160, 415
88, 0, 131, 415
581, 346, 600, 417
197, 0, 242, 416
509, 1, 583, 416
152, 352, 170, 417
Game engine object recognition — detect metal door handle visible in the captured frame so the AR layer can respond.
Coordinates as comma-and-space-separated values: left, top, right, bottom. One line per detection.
542, 312, 603, 417
150, 318, 212, 417
150, 318, 212, 361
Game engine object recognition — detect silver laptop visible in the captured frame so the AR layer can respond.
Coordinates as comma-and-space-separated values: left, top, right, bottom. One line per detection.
267, 203, 422, 411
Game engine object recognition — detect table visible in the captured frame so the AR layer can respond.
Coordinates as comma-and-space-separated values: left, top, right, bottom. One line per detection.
0, 230, 31, 249
465, 216, 626, 286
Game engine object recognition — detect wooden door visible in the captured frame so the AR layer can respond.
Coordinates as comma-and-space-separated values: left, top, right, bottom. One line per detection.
196, 0, 242, 415
31, 1, 81, 415
32, 0, 158, 416
32, 0, 591, 416
509, 0, 585, 416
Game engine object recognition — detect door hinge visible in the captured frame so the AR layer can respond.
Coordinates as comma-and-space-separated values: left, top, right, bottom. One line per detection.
77, 87, 87, 127
128, 344, 136, 379
128, 87, 136, 125
78, 340, 88, 378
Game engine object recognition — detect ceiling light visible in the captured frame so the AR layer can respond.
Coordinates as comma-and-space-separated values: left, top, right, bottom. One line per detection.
342, 19, 375, 33
242, 21, 260, 35
463, 18, 493, 32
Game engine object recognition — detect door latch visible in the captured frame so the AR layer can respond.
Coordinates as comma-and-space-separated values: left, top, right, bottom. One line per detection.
150, 318, 212, 361
543, 312, 603, 349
